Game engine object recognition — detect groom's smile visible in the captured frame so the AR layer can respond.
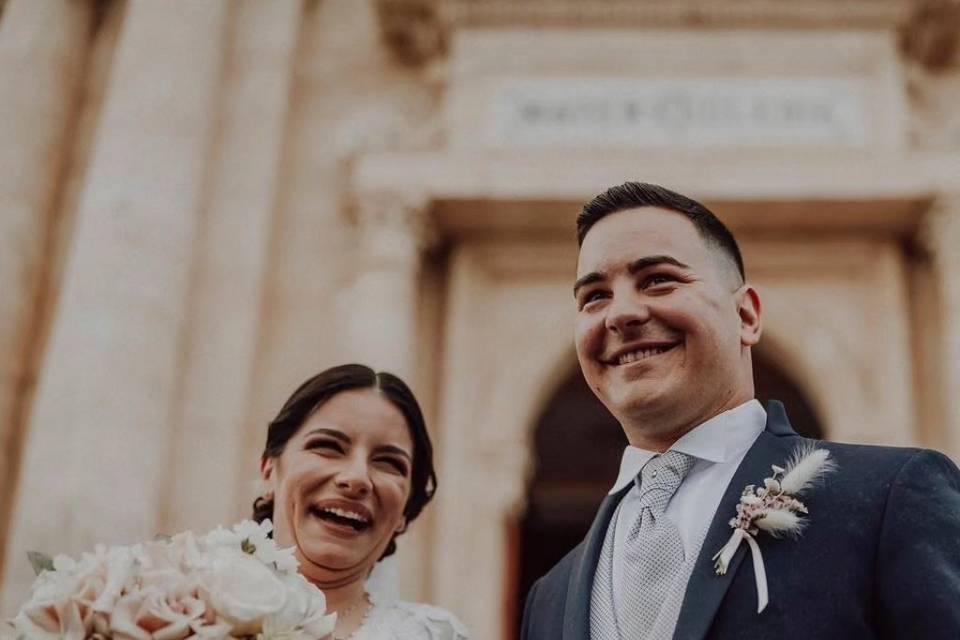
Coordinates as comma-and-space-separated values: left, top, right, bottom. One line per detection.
603, 341, 681, 366
574, 206, 758, 449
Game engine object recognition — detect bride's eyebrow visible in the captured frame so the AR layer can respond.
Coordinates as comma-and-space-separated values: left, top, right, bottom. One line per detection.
303, 428, 350, 443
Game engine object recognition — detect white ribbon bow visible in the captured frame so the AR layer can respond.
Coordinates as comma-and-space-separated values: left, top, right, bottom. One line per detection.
712, 528, 769, 613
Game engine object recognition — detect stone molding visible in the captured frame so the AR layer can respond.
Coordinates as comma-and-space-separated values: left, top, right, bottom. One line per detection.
376, 0, 958, 72
920, 194, 960, 262
351, 189, 437, 269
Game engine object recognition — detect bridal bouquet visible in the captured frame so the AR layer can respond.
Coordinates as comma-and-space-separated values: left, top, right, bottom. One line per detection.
1, 520, 336, 640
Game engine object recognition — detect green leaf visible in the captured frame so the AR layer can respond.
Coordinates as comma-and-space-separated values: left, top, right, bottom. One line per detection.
153, 533, 173, 543
27, 551, 54, 576
240, 538, 255, 555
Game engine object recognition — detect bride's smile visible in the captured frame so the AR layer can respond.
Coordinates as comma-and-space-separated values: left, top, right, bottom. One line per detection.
262, 389, 413, 582
252, 365, 465, 639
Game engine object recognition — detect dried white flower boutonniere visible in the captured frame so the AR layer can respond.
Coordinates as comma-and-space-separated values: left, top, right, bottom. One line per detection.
712, 444, 837, 613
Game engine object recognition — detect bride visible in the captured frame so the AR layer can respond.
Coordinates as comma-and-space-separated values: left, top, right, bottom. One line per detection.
253, 364, 468, 640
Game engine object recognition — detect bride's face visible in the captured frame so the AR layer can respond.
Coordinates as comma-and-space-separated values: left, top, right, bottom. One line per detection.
261, 389, 413, 585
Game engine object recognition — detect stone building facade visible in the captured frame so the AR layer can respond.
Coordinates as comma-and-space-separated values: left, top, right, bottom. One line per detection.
0, 1, 958, 638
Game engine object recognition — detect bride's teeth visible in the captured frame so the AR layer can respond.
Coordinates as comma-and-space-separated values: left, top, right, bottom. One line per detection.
321, 507, 369, 523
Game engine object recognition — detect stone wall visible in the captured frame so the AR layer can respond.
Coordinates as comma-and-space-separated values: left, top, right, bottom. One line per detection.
0, 2, 958, 637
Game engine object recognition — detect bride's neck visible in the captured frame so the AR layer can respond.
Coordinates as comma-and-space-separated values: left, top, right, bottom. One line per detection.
320, 577, 368, 612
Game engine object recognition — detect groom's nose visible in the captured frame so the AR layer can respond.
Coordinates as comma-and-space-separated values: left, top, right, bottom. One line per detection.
605, 289, 650, 336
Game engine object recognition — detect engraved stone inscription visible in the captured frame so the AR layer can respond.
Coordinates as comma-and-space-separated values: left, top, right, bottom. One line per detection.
486, 78, 868, 148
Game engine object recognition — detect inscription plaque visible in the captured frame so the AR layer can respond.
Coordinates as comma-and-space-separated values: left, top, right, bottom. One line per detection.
486, 78, 868, 148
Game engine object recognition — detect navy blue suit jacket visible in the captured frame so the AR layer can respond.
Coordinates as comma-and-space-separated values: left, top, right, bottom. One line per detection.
520, 401, 960, 639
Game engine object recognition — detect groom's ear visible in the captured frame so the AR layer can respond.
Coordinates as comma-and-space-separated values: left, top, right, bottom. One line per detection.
395, 517, 408, 534
737, 284, 762, 347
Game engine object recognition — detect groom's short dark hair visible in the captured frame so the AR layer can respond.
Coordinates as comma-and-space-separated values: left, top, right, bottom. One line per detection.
576, 182, 746, 282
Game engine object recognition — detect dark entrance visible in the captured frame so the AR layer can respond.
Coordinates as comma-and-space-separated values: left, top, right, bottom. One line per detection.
512, 352, 823, 637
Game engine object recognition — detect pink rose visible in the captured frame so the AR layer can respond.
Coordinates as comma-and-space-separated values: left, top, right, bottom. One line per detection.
110, 588, 207, 640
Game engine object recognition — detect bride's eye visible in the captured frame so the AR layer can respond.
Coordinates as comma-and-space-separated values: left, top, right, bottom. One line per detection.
305, 439, 343, 454
375, 456, 409, 476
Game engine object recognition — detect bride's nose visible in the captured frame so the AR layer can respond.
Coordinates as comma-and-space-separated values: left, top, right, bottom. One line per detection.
335, 456, 372, 497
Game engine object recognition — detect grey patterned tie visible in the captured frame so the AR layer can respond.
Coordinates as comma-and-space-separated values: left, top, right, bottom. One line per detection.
620, 450, 695, 639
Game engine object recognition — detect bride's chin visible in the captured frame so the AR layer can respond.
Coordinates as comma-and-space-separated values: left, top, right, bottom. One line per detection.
295, 545, 370, 584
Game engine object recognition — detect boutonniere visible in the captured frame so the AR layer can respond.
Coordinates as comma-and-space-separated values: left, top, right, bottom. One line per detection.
712, 444, 837, 613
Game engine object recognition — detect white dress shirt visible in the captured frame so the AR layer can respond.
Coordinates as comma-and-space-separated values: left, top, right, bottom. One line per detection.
609, 399, 767, 621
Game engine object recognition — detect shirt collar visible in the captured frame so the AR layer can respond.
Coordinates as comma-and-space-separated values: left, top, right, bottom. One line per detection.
608, 399, 767, 494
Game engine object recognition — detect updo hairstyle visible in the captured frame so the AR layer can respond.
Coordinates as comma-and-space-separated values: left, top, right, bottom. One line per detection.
253, 364, 437, 559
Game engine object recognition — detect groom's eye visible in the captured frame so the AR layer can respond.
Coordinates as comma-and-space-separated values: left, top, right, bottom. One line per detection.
578, 289, 608, 309
641, 273, 678, 289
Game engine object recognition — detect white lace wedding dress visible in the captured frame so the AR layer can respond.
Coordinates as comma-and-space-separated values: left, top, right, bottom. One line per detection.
349, 590, 469, 640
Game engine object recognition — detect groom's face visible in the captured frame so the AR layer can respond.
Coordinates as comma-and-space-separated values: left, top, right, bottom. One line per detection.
574, 207, 754, 439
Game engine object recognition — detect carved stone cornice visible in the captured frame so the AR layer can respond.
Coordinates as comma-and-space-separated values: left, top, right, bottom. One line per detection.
439, 0, 911, 29
376, 0, 958, 72
374, 0, 909, 63
901, 0, 960, 71
375, 0, 448, 67
350, 189, 437, 270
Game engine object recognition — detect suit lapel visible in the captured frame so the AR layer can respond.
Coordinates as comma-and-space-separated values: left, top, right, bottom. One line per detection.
672, 402, 798, 640
562, 484, 631, 640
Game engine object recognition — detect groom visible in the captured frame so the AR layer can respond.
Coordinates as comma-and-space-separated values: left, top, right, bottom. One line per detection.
520, 182, 960, 639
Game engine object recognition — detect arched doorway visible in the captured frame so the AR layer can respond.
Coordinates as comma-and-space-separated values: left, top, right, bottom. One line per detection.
513, 351, 824, 636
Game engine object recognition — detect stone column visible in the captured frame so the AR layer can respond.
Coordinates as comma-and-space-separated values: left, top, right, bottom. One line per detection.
347, 189, 433, 600
0, 0, 93, 578
348, 190, 432, 378
162, 0, 302, 536
927, 196, 960, 458
1, 1, 229, 615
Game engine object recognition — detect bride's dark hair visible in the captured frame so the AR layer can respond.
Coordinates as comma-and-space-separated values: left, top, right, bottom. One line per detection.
252, 363, 437, 559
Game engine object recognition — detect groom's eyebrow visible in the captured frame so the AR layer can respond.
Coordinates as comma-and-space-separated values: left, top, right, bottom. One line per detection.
573, 272, 605, 297
627, 255, 690, 273
573, 255, 690, 297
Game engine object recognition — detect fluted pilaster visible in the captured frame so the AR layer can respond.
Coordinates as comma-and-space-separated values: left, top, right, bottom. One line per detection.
348, 190, 433, 380
0, 0, 93, 585
162, 0, 303, 537
925, 195, 960, 456
1, 0, 230, 614
348, 189, 434, 601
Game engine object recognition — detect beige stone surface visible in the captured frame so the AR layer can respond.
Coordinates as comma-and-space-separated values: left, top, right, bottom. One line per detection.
0, 1, 959, 636
161, 0, 301, 538
0, 0, 92, 576
1, 0, 229, 614
926, 196, 960, 457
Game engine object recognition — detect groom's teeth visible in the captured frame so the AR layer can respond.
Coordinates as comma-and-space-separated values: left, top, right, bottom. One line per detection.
617, 347, 669, 365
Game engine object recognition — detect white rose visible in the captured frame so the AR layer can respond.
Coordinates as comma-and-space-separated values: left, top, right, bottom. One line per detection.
19, 565, 100, 638
16, 599, 87, 640
260, 574, 335, 640
0, 619, 20, 640
198, 547, 288, 634
202, 526, 242, 551
91, 546, 135, 613
166, 531, 206, 570
271, 547, 299, 574
233, 519, 273, 543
